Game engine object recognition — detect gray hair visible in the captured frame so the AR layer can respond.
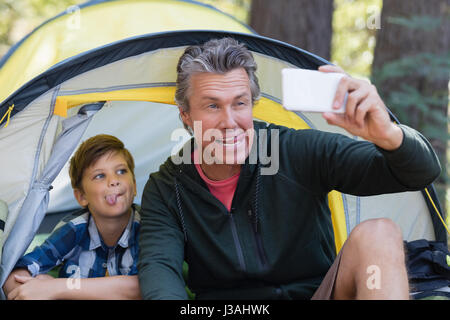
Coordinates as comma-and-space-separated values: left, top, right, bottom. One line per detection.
175, 38, 260, 131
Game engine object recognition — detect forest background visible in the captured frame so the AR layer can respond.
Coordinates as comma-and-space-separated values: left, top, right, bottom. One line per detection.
0, 0, 448, 234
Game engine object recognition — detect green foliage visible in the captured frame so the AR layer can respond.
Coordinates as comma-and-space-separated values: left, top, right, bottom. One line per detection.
371, 13, 450, 218
0, 0, 250, 60
331, 0, 382, 78
26, 233, 50, 253
370, 23, 450, 151
388, 15, 442, 31
373, 52, 450, 83
183, 261, 196, 299
0, 0, 85, 59
197, 0, 251, 24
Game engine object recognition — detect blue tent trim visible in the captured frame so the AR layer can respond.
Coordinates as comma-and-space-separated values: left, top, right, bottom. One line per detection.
0, 30, 329, 118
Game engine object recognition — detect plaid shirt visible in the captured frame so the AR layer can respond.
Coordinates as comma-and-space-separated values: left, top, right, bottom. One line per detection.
15, 207, 140, 278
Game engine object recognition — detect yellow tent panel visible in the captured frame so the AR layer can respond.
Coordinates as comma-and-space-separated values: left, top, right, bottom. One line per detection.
0, 0, 252, 103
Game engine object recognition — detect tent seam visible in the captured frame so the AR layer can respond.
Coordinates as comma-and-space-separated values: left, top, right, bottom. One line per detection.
58, 82, 176, 96
27, 86, 59, 194
293, 111, 315, 130
341, 194, 350, 237
356, 196, 361, 226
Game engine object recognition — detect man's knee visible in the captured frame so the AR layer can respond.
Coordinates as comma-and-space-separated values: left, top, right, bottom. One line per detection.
348, 218, 403, 248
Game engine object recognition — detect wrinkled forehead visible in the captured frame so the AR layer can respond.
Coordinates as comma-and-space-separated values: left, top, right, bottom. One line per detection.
188, 68, 251, 99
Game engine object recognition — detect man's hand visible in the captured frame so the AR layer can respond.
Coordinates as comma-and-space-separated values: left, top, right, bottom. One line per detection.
318, 65, 403, 151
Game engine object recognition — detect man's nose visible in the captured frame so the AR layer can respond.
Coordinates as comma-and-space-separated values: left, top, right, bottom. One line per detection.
219, 107, 238, 128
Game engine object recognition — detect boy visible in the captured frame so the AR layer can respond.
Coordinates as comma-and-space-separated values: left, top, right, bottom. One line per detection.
3, 134, 141, 299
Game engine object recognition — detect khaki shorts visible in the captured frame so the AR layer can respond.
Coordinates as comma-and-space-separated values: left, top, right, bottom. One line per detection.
311, 246, 344, 300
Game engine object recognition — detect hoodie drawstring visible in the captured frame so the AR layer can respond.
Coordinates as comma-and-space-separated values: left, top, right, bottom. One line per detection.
252, 163, 261, 234
174, 161, 261, 242
174, 178, 188, 243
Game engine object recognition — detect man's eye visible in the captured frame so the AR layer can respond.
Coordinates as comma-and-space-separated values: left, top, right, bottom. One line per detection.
208, 104, 218, 109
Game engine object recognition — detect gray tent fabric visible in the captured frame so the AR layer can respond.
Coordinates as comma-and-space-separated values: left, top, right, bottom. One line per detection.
0, 103, 103, 297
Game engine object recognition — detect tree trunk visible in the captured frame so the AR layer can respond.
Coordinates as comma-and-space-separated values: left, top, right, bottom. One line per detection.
250, 0, 334, 60
372, 0, 450, 213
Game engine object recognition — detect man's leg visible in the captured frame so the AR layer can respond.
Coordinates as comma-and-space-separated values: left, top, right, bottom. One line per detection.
332, 218, 409, 299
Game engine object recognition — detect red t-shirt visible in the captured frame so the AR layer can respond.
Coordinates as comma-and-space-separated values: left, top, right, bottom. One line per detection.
193, 149, 240, 212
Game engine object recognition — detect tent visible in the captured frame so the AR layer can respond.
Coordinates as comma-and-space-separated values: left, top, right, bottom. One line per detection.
0, 0, 447, 298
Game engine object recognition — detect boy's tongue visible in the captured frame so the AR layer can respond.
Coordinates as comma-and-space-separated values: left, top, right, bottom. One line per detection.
106, 194, 118, 205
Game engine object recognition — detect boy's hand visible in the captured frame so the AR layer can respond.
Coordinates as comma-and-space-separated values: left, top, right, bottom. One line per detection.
8, 275, 58, 300
3, 268, 32, 298
36, 274, 55, 280
318, 65, 403, 151
8, 274, 141, 300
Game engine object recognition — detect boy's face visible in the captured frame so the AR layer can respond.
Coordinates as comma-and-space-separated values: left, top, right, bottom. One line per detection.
74, 151, 136, 220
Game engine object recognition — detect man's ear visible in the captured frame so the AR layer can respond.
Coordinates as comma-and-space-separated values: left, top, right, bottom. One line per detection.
73, 188, 88, 207
178, 106, 192, 129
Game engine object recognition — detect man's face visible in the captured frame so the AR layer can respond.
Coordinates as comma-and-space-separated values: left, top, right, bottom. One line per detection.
179, 68, 254, 165
74, 151, 136, 220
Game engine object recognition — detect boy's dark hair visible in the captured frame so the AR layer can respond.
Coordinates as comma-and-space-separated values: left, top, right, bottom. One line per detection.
69, 134, 135, 191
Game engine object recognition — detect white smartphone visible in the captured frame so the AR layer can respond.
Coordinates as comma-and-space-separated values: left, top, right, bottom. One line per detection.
282, 68, 346, 113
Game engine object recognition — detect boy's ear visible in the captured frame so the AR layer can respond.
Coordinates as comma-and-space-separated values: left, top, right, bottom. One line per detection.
73, 188, 88, 207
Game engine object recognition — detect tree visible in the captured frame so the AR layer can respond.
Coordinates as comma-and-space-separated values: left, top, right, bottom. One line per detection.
332, 0, 382, 77
249, 0, 334, 60
371, 0, 450, 213
0, 0, 85, 59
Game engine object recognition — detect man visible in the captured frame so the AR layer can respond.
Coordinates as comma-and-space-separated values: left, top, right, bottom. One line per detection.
138, 38, 441, 299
